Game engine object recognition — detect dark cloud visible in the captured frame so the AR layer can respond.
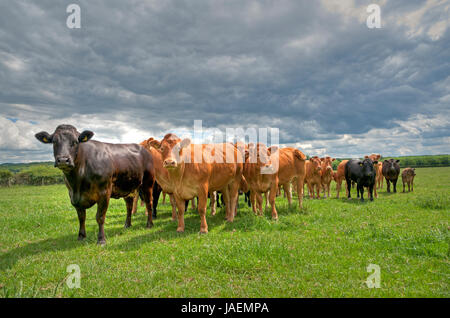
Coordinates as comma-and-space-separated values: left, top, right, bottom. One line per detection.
0, 0, 449, 162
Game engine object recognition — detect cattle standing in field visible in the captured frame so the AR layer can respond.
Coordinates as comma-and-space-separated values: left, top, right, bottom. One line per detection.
335, 160, 348, 198
320, 156, 335, 198
377, 163, 383, 189
153, 134, 243, 233
345, 158, 377, 201
304, 156, 322, 199
402, 168, 416, 192
382, 159, 401, 193
243, 143, 279, 219
35, 125, 155, 245
365, 154, 381, 198
275, 147, 307, 209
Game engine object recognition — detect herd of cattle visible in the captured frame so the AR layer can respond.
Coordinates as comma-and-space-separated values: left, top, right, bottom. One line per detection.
35, 125, 417, 245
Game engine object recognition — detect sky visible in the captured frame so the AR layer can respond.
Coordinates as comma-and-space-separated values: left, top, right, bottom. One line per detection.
0, 0, 449, 163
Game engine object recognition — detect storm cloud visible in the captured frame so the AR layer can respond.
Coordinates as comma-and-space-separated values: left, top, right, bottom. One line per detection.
0, 0, 449, 162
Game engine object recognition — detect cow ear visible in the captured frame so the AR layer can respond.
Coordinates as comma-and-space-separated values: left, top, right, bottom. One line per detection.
373, 160, 378, 165
364, 155, 369, 159
358, 161, 363, 166
384, 160, 388, 163
79, 130, 94, 143
331, 158, 336, 161
268, 146, 278, 155
180, 138, 191, 149
35, 131, 53, 144
149, 139, 161, 149
395, 159, 400, 163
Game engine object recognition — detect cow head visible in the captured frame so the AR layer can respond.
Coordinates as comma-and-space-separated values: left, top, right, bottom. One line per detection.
384, 159, 400, 173
309, 156, 322, 174
320, 156, 335, 176
359, 158, 377, 178
35, 125, 93, 172
245, 143, 278, 174
151, 133, 187, 169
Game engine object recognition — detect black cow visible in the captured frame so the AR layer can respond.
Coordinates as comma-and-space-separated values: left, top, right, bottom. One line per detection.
35, 125, 155, 245
382, 159, 400, 193
345, 158, 377, 201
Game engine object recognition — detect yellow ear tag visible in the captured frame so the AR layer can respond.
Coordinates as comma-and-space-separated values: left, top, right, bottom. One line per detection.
43, 137, 48, 142
82, 136, 88, 142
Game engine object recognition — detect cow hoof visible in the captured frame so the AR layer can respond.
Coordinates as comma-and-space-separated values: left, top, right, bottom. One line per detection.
124, 223, 131, 228
78, 235, 86, 241
146, 222, 153, 228
176, 227, 185, 233
97, 240, 106, 246
152, 213, 157, 219
370, 198, 374, 201
199, 230, 208, 234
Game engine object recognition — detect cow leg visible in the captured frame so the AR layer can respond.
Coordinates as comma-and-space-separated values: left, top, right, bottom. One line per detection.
264, 191, 269, 210
169, 194, 177, 221
296, 176, 304, 210
373, 182, 378, 198
393, 179, 397, 193
228, 181, 240, 222
131, 191, 139, 215
283, 183, 292, 207
96, 195, 110, 245
191, 197, 197, 211
346, 178, 352, 200
386, 179, 391, 192
184, 200, 189, 211
198, 186, 208, 233
411, 180, 413, 192
403, 181, 406, 193
269, 182, 278, 220
255, 192, 263, 215
152, 183, 162, 219
76, 207, 86, 241
250, 191, 257, 214
222, 187, 232, 221
359, 185, 364, 202
210, 191, 217, 216
175, 196, 186, 232
124, 196, 134, 228
369, 185, 374, 201
316, 183, 321, 199
336, 179, 341, 198
327, 183, 331, 198
162, 192, 166, 204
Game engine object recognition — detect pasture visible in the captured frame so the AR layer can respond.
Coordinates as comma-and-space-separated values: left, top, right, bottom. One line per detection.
0, 167, 448, 298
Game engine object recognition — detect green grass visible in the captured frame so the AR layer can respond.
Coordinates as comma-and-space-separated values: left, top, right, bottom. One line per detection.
0, 167, 448, 297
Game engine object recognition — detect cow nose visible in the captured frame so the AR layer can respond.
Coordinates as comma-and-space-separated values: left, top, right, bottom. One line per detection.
56, 157, 70, 164
163, 159, 176, 168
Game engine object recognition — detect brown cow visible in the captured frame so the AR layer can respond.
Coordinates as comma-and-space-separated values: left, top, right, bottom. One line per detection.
243, 143, 279, 219
335, 160, 349, 198
35, 125, 155, 245
140, 137, 178, 221
152, 134, 243, 233
377, 163, 383, 189
402, 168, 416, 192
320, 156, 335, 198
304, 156, 322, 199
276, 147, 306, 208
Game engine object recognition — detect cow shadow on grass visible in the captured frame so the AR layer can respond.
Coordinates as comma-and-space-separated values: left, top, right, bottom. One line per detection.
0, 225, 129, 271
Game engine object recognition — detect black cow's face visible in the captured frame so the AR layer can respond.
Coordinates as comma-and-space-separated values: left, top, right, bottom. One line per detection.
360, 158, 376, 177
35, 125, 93, 172
384, 159, 400, 172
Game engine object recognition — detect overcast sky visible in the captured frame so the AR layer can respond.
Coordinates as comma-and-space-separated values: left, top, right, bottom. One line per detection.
0, 0, 449, 163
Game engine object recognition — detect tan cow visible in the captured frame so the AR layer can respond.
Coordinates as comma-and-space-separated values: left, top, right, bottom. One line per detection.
402, 168, 416, 192
335, 160, 348, 198
365, 154, 381, 198
304, 156, 322, 199
243, 143, 279, 219
377, 163, 383, 189
320, 156, 335, 198
139, 137, 178, 221
151, 134, 243, 233
275, 147, 307, 209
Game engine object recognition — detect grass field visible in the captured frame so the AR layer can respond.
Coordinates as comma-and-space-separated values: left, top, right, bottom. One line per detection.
0, 167, 448, 298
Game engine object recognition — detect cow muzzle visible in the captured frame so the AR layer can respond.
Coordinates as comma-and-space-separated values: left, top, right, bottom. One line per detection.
163, 159, 177, 168
55, 156, 74, 170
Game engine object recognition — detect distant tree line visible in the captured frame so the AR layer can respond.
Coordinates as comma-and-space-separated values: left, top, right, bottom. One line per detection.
0, 163, 64, 187
331, 155, 450, 170
0, 155, 449, 187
